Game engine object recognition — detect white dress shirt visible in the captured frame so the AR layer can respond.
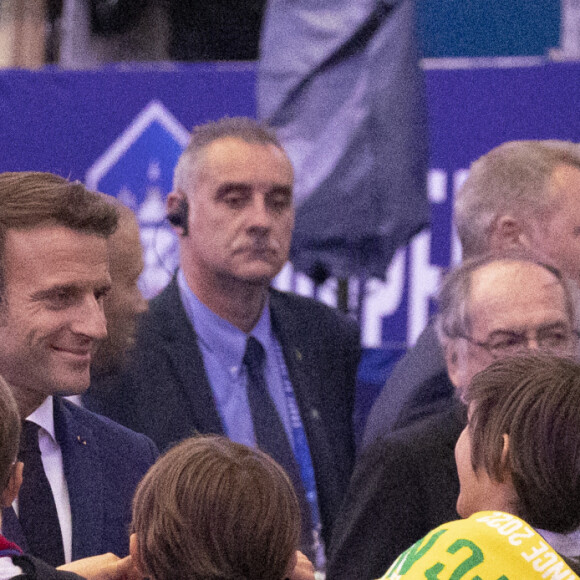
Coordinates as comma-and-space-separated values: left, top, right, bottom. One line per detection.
13, 396, 73, 563
0, 557, 23, 579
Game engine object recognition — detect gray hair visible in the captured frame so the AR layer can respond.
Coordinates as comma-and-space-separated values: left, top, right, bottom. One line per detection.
455, 140, 580, 258
435, 253, 578, 349
173, 117, 284, 192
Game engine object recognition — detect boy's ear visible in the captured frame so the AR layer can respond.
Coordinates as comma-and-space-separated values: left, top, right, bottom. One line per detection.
1, 461, 23, 508
500, 434, 510, 471
129, 533, 146, 577
496, 433, 514, 485
498, 434, 519, 511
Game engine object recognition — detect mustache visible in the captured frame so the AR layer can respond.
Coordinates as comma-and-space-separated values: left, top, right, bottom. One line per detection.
232, 238, 283, 253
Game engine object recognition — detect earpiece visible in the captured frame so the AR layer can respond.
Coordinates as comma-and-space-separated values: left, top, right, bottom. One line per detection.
167, 198, 189, 235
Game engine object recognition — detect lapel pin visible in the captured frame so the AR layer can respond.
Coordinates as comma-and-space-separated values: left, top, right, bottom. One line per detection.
295, 349, 303, 361
77, 435, 87, 446
310, 408, 320, 420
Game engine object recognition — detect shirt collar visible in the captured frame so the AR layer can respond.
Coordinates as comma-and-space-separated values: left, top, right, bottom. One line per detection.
177, 269, 273, 371
26, 396, 56, 442
250, 297, 273, 349
537, 526, 580, 559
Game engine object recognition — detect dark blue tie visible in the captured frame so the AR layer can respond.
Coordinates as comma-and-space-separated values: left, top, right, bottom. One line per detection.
243, 337, 314, 560
18, 421, 65, 567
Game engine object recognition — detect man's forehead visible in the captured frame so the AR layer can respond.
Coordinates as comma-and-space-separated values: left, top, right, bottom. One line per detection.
467, 261, 569, 326
551, 162, 580, 185
547, 163, 580, 203
3, 226, 110, 283
470, 260, 560, 290
198, 137, 292, 172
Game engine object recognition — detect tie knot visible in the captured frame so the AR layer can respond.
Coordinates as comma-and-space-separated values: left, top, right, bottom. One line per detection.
244, 336, 265, 371
19, 421, 41, 457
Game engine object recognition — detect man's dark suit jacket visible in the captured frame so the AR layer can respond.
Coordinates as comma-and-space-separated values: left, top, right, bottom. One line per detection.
84, 277, 360, 545
3, 397, 158, 561
362, 322, 449, 448
326, 398, 465, 580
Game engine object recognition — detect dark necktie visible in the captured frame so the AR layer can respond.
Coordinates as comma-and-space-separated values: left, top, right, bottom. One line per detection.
243, 337, 315, 560
18, 421, 65, 567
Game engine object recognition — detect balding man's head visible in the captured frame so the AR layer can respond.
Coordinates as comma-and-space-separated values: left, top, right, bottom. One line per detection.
436, 255, 578, 393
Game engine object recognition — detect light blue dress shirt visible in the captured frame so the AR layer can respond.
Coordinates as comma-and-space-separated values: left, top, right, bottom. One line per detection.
176, 269, 294, 447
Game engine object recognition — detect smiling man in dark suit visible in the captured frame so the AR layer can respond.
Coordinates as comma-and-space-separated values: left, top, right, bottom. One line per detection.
86, 117, 360, 564
0, 172, 158, 567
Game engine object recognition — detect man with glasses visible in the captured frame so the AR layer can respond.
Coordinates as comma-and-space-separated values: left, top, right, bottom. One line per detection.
326, 254, 578, 580
363, 139, 580, 449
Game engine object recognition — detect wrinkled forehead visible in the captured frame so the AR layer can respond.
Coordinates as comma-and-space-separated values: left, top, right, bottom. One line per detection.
466, 261, 570, 331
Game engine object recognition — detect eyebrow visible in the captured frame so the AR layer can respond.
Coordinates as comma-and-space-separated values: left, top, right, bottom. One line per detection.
215, 183, 252, 198
215, 183, 293, 198
30, 284, 79, 302
268, 185, 293, 196
487, 322, 570, 336
30, 282, 111, 302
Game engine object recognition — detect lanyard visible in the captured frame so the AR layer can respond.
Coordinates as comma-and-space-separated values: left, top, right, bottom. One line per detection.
272, 339, 325, 570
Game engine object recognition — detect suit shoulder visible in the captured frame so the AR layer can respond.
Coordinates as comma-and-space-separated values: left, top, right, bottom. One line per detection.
387, 323, 446, 383
59, 399, 158, 456
147, 278, 177, 311
140, 278, 181, 325
270, 288, 358, 333
372, 404, 464, 460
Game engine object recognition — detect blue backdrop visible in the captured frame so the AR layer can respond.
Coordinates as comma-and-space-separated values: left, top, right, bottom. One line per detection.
2, 61, 580, 436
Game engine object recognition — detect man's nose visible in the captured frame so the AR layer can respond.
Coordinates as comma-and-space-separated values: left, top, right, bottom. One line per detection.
249, 196, 272, 230
71, 297, 108, 339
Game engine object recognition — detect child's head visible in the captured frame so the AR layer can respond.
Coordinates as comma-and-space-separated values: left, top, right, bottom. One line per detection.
459, 353, 580, 533
130, 435, 300, 580
0, 374, 21, 508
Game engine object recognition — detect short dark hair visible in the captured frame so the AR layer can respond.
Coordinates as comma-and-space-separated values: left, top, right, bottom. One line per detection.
0, 172, 118, 300
173, 116, 284, 191
0, 374, 20, 492
132, 435, 300, 580
464, 353, 580, 533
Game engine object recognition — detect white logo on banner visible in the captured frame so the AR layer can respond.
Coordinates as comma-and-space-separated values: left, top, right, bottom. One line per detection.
86, 100, 190, 298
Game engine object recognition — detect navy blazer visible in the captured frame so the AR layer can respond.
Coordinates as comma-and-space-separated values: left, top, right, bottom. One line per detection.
85, 277, 360, 545
327, 400, 466, 580
362, 322, 449, 449
3, 397, 158, 561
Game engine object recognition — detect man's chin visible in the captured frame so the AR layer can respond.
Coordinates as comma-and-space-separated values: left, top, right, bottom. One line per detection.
53, 373, 91, 397
243, 273, 275, 286
235, 261, 285, 285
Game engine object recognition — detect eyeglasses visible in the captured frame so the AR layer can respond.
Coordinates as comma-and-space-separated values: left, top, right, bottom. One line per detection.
454, 326, 579, 360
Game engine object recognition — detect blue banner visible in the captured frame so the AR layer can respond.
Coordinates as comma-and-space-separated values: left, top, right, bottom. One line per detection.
0, 61, 579, 350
